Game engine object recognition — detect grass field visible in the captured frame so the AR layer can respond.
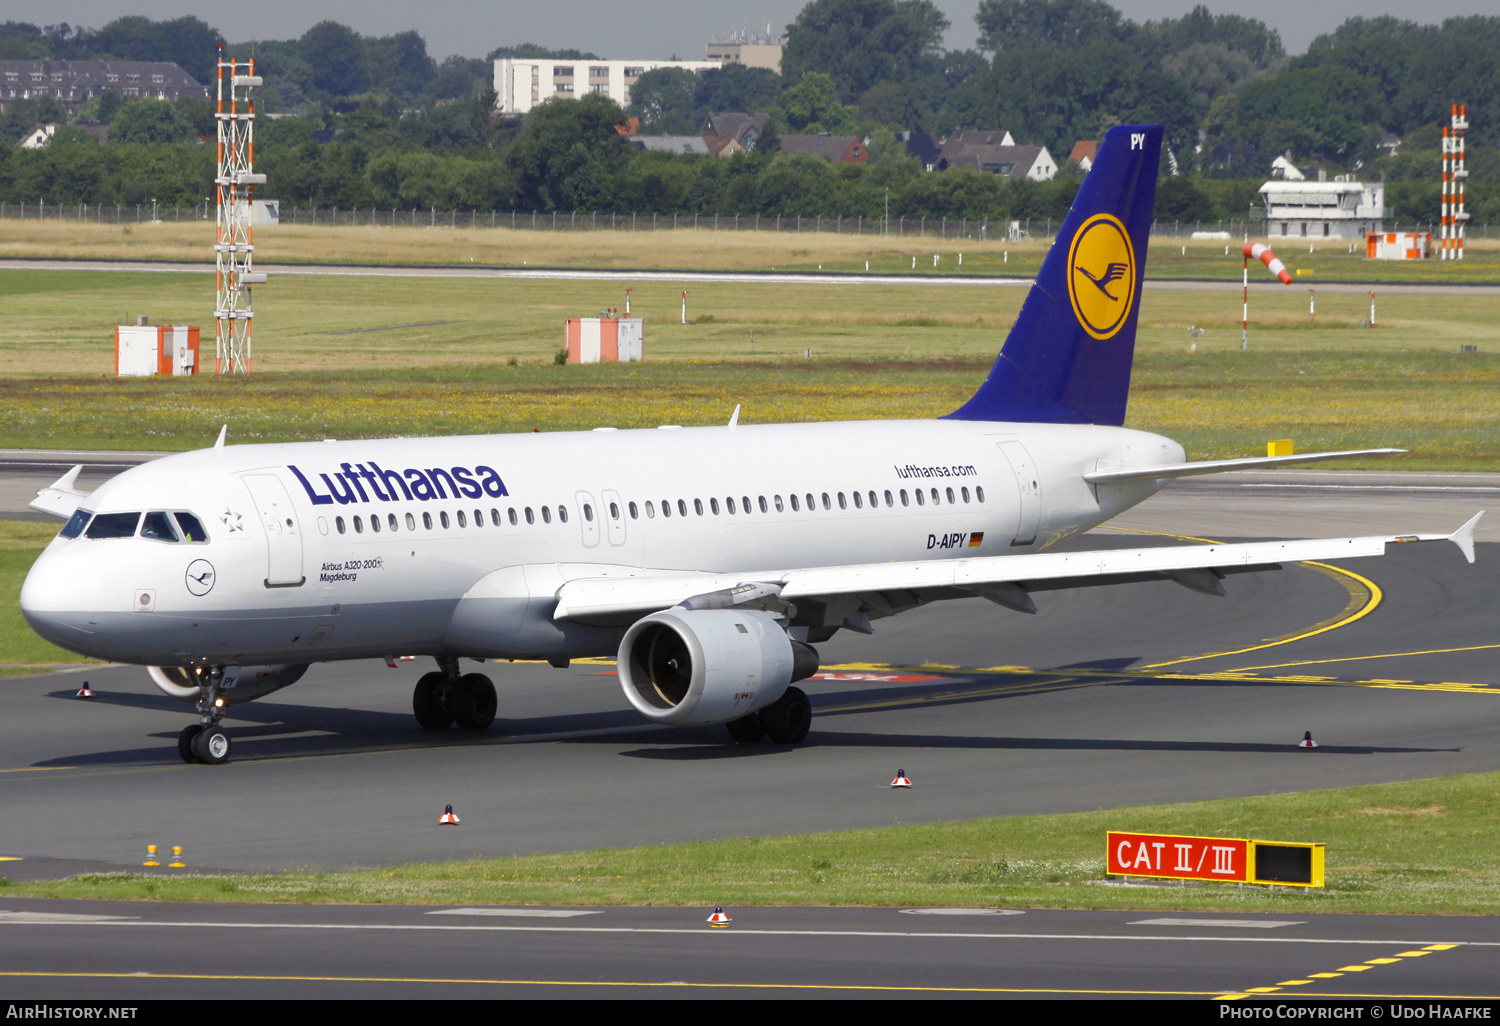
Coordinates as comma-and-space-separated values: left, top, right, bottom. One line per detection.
8, 769, 1500, 913
3, 219, 1500, 283
0, 268, 1494, 466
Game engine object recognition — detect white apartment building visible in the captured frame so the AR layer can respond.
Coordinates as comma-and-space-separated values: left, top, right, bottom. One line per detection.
493, 58, 721, 115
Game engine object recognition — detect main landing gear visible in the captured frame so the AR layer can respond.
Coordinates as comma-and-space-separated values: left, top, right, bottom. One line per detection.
179, 666, 233, 765
413, 657, 497, 731
725, 686, 811, 746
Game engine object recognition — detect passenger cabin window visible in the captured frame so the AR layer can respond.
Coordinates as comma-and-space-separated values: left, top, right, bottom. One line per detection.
694, 499, 704, 516
558, 506, 570, 523
710, 498, 720, 515
961, 487, 970, 503
409, 513, 419, 530
541, 507, 552, 524
915, 489, 924, 506
337, 516, 347, 534
455, 511, 465, 528
726, 497, 736, 514
60, 509, 91, 538
439, 512, 450, 529
628, 502, 638, 519
583, 504, 594, 522
423, 512, 433, 529
773, 495, 783, 512
609, 502, 620, 520
525, 508, 535, 524
85, 512, 140, 539
838, 492, 847, 510
509, 508, 518, 525
140, 513, 179, 541
806, 493, 816, 510
645, 501, 656, 518
852, 492, 862, 509
821, 493, 831, 510
473, 509, 483, 526
371, 514, 382, 532
742, 496, 751, 514
354, 515, 364, 533
976, 486, 986, 503
680, 500, 689, 516
868, 490, 878, 508
389, 513, 400, 531
931, 488, 941, 504
946, 487, 956, 504
884, 490, 894, 506
658, 500, 669, 518
790, 494, 799, 511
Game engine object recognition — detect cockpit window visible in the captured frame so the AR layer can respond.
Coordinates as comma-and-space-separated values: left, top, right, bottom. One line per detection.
140, 512, 179, 542
85, 512, 140, 539
174, 512, 209, 542
59, 509, 92, 539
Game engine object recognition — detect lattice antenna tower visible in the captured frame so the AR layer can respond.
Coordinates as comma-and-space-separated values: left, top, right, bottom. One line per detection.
215, 45, 267, 372
1442, 103, 1468, 261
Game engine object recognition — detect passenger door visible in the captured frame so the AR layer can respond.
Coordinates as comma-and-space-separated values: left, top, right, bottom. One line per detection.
242, 473, 305, 586
996, 440, 1041, 546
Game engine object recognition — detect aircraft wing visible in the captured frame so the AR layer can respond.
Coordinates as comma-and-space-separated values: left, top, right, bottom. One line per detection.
28, 465, 89, 520
551, 514, 1483, 622
1083, 448, 1405, 483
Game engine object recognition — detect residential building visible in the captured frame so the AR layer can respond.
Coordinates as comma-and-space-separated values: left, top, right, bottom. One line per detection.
703, 135, 747, 157
705, 41, 783, 73
700, 111, 768, 149
1259, 179, 1385, 240
896, 130, 941, 170
779, 134, 868, 164
19, 122, 55, 148
1068, 140, 1097, 171
936, 138, 1057, 181
0, 60, 206, 109
493, 58, 721, 116
628, 135, 713, 155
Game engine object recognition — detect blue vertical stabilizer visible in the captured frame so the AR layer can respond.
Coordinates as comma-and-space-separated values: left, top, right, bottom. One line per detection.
947, 125, 1162, 426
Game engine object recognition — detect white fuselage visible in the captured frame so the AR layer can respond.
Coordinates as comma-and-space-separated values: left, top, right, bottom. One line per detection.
20, 418, 1183, 668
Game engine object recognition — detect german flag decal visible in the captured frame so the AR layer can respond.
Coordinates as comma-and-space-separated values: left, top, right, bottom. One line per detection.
969, 532, 984, 547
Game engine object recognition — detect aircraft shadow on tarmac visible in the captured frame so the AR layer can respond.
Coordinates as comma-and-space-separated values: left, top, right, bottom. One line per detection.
38, 672, 1463, 767
617, 733, 1459, 760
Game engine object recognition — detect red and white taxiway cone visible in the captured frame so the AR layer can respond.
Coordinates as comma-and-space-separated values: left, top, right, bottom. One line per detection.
707, 907, 732, 927
76, 682, 94, 698
890, 769, 913, 788
1298, 731, 1319, 749
438, 804, 460, 825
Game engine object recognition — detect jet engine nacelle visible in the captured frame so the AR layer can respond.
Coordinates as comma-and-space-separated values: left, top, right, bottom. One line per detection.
617, 608, 818, 726
148, 664, 309, 706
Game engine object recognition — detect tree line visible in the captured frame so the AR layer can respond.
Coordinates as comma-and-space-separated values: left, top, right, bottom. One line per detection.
0, 3, 1496, 223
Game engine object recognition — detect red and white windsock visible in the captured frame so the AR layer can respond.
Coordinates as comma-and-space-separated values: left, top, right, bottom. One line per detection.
1243, 243, 1293, 285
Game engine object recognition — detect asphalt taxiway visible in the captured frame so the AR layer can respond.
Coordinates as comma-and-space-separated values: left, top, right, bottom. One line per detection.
0, 901, 1495, 999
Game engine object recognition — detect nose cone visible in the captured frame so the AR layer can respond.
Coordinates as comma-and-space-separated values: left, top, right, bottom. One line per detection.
19, 547, 101, 654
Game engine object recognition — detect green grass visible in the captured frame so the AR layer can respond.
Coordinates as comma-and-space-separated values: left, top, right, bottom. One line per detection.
0, 521, 95, 666
10, 770, 1500, 913
1, 352, 1495, 468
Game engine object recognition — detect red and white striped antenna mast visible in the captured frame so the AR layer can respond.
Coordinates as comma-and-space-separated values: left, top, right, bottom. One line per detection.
215, 44, 267, 373
1442, 103, 1468, 261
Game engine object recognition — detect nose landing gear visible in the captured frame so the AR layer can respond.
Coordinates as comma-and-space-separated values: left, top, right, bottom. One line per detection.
179, 666, 233, 764
412, 658, 496, 731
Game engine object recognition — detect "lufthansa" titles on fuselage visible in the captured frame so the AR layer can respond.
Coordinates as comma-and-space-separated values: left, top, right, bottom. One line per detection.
288, 462, 508, 506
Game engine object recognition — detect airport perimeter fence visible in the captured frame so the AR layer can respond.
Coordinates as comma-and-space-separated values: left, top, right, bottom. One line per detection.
0, 199, 1485, 243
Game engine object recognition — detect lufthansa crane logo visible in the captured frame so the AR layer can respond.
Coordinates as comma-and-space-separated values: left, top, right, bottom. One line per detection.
185, 559, 216, 597
1067, 213, 1137, 340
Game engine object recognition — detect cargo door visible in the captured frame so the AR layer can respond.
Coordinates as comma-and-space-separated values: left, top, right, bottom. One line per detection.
243, 473, 305, 586
996, 440, 1041, 546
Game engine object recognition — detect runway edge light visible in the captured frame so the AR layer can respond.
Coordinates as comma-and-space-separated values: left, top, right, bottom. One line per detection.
707, 907, 732, 927
439, 804, 460, 825
891, 769, 913, 788
1299, 731, 1319, 749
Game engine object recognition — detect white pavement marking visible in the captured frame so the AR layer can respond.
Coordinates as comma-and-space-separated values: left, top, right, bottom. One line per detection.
0, 911, 138, 923
899, 908, 1025, 916
1240, 484, 1500, 493
0, 918, 1487, 945
427, 908, 603, 918
1128, 918, 1305, 929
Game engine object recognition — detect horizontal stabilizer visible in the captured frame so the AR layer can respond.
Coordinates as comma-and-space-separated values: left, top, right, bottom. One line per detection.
1083, 448, 1406, 483
552, 518, 1479, 621
28, 465, 89, 520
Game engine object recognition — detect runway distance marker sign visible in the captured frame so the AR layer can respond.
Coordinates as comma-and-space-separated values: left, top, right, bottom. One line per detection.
1106, 832, 1323, 887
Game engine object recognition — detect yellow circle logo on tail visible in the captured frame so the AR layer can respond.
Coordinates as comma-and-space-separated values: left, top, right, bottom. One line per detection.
1067, 214, 1136, 340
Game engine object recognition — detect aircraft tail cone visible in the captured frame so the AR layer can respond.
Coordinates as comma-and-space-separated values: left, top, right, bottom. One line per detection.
891, 769, 913, 788
76, 682, 93, 698
707, 907, 732, 926
439, 804, 460, 825
1299, 731, 1319, 749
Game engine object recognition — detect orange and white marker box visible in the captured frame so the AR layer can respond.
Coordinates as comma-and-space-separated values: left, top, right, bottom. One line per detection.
116, 326, 200, 377
1367, 232, 1431, 260
565, 317, 644, 364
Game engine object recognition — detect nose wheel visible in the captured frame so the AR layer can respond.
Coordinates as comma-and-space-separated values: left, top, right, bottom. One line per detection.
413, 660, 497, 731
178, 666, 234, 764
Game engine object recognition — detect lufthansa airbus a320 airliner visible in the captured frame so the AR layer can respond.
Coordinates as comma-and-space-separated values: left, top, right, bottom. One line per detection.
20, 126, 1482, 764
